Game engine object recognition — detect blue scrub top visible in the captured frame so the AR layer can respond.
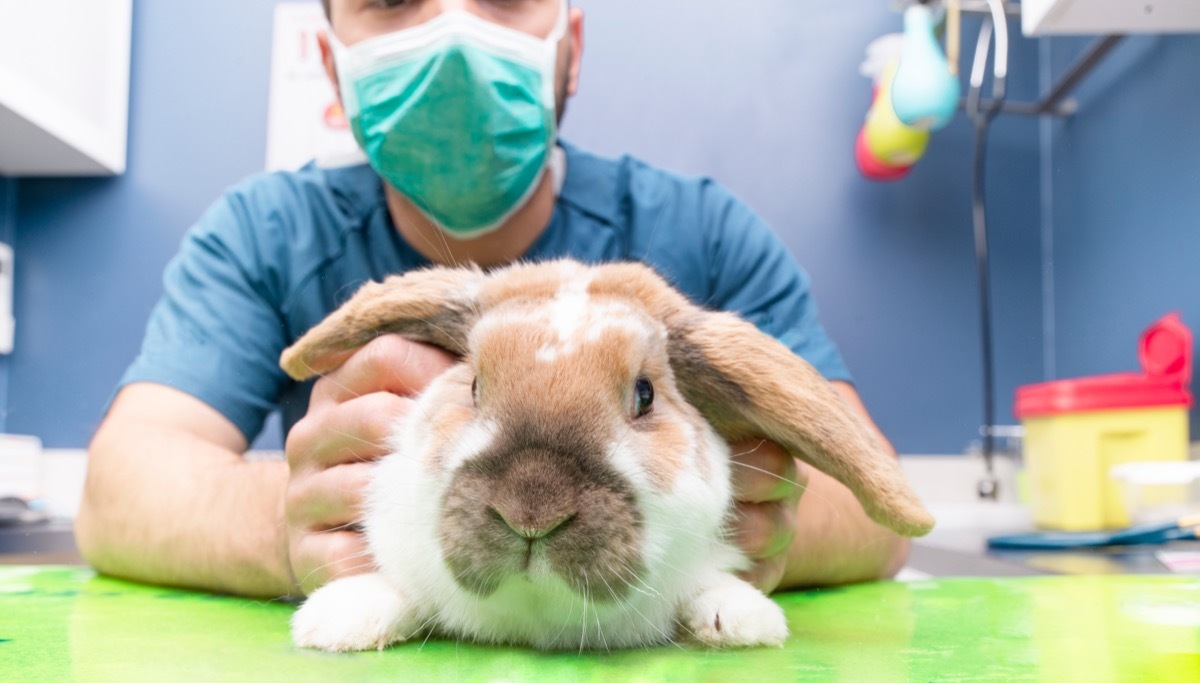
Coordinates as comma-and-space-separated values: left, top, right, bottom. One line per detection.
119, 141, 851, 444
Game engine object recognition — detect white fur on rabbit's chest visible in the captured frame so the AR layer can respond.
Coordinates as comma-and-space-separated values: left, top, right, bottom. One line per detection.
292, 373, 788, 651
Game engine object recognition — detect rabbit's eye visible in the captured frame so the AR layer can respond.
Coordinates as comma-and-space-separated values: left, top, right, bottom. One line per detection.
634, 377, 654, 418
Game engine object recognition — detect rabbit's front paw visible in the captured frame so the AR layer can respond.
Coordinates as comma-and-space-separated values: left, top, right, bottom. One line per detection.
683, 573, 789, 648
291, 573, 418, 652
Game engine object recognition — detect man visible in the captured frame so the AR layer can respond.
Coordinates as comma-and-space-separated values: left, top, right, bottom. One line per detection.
76, 0, 909, 599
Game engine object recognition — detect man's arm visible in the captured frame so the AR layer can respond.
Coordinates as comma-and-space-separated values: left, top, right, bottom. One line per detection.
782, 381, 909, 588
75, 383, 295, 598
77, 337, 456, 599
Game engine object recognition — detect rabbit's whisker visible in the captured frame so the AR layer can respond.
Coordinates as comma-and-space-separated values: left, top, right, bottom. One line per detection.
578, 569, 590, 655
549, 572, 580, 646
728, 439, 770, 459
729, 460, 842, 518
728, 460, 805, 490
641, 522, 719, 545
404, 190, 460, 270
305, 366, 363, 400
641, 555, 696, 586
616, 572, 659, 601
397, 317, 470, 356
640, 201, 668, 263
627, 572, 665, 601
296, 548, 376, 588
599, 569, 682, 652
416, 614, 440, 651
319, 520, 363, 533
588, 572, 611, 654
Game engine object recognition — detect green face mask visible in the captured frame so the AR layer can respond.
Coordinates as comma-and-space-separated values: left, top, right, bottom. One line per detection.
331, 4, 567, 239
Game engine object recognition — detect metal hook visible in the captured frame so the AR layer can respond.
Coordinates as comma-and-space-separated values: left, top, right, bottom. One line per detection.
966, 0, 1008, 123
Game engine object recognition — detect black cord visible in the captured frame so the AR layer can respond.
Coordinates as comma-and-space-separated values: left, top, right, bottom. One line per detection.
966, 0, 1007, 500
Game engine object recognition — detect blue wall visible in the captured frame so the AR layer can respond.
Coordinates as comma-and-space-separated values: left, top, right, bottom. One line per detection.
0, 178, 13, 244
6, 1, 1049, 452
1047, 34, 1200, 435
562, 3, 1045, 455
10, 2, 279, 447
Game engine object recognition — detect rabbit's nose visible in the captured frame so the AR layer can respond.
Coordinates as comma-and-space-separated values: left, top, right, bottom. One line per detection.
491, 507, 575, 539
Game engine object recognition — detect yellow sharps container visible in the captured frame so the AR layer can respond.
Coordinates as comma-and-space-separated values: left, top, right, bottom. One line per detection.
1014, 313, 1193, 531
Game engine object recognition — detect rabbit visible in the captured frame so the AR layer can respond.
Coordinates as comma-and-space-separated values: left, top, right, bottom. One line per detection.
279, 259, 934, 652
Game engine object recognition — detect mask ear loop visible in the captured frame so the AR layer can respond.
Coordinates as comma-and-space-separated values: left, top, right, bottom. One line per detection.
966, 0, 1009, 501
550, 0, 570, 44
326, 33, 361, 124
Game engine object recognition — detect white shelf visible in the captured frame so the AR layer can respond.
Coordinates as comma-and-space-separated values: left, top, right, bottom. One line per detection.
0, 0, 132, 176
1022, 0, 1200, 36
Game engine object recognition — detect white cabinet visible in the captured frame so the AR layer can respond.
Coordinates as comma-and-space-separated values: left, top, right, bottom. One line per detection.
0, 0, 132, 176
1022, 0, 1200, 36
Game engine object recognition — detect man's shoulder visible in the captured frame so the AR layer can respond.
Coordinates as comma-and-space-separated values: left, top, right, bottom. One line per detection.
559, 142, 734, 230
189, 163, 386, 274
178, 163, 390, 298
561, 142, 715, 193
217, 163, 383, 227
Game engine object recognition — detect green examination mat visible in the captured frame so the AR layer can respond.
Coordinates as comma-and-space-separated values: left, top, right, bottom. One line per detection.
1, 567, 1197, 682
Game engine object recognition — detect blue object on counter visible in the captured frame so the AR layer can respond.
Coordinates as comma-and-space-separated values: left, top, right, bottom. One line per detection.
988, 515, 1200, 550
0, 496, 49, 526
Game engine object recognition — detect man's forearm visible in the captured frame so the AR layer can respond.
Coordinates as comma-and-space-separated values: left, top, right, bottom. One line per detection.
775, 380, 910, 589
76, 419, 295, 598
778, 468, 909, 589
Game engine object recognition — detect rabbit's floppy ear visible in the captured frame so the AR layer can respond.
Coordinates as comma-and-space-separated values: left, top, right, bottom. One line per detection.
280, 266, 486, 381
668, 310, 934, 536
586, 261, 933, 536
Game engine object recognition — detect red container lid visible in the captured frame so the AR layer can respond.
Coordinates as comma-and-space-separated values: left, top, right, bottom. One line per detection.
1015, 313, 1193, 418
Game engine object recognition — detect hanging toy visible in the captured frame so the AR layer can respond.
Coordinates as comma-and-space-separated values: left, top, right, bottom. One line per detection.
865, 61, 930, 167
855, 36, 929, 181
855, 128, 912, 181
890, 1, 961, 131
854, 2, 963, 181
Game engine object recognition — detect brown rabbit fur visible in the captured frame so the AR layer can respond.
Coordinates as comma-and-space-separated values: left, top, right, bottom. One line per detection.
280, 259, 934, 651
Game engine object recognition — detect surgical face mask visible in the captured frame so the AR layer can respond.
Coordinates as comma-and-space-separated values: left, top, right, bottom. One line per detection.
330, 3, 568, 239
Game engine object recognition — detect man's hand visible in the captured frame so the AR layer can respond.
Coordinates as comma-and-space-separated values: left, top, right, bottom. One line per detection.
728, 440, 808, 594
283, 335, 457, 595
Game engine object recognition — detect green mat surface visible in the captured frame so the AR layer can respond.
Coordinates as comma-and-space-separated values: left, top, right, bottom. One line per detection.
1, 566, 1197, 682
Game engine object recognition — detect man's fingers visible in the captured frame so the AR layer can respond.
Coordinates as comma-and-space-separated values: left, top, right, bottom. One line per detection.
739, 554, 788, 594
290, 530, 373, 595
310, 335, 458, 405
734, 500, 797, 560
286, 461, 374, 531
283, 336, 453, 597
735, 499, 792, 593
286, 392, 412, 470
729, 440, 804, 503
